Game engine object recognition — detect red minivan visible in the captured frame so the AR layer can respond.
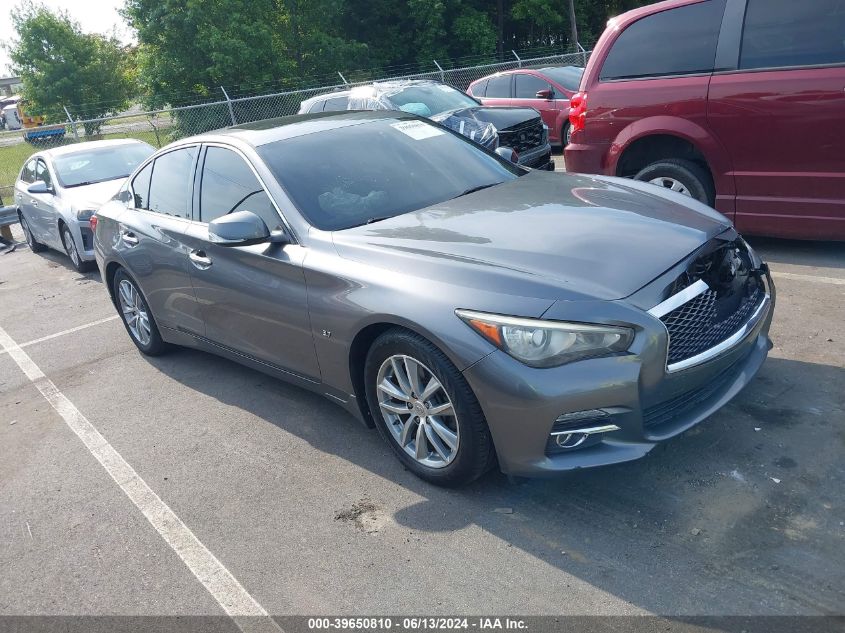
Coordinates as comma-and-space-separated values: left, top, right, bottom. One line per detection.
468, 66, 583, 147
565, 0, 845, 240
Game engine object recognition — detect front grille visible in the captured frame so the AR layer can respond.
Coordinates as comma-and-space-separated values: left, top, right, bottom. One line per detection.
498, 119, 544, 153
643, 360, 740, 429
661, 283, 764, 366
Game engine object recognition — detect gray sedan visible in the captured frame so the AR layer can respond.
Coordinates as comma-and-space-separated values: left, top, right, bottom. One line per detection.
93, 111, 774, 486
15, 139, 154, 271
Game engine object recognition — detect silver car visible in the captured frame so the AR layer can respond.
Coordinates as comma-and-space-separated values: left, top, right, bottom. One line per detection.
94, 112, 774, 486
15, 139, 155, 271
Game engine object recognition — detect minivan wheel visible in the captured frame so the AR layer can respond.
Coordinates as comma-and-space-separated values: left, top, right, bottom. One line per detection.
19, 214, 46, 252
113, 268, 169, 356
364, 329, 496, 487
562, 122, 572, 147
634, 158, 715, 206
62, 225, 92, 272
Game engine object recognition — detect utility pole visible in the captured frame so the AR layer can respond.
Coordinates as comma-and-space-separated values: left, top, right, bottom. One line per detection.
497, 0, 505, 57
568, 0, 579, 50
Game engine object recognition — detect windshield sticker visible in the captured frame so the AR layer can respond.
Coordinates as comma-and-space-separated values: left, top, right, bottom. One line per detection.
390, 120, 445, 140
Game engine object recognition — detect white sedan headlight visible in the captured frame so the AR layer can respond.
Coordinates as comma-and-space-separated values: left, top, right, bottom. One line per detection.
456, 309, 634, 368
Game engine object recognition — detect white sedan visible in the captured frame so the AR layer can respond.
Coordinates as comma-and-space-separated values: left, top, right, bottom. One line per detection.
15, 138, 154, 271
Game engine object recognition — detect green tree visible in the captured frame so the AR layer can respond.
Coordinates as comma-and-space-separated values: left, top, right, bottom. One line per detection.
9, 2, 135, 133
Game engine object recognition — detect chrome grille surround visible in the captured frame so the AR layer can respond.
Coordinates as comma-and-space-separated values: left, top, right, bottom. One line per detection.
649, 276, 770, 373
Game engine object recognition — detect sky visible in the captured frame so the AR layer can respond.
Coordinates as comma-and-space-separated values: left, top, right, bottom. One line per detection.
1, 0, 133, 76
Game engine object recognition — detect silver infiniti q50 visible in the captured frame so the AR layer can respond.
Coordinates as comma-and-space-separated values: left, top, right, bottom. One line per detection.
94, 111, 774, 486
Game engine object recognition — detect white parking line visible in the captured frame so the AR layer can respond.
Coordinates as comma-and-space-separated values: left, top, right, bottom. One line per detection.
0, 322, 282, 633
0, 315, 121, 357
771, 271, 845, 286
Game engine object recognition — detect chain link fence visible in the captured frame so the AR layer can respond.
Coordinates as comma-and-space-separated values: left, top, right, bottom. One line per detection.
0, 48, 590, 206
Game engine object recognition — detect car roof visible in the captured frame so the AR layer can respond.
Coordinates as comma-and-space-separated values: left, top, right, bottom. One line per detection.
41, 138, 150, 159
303, 78, 451, 105
470, 65, 582, 82
178, 110, 424, 148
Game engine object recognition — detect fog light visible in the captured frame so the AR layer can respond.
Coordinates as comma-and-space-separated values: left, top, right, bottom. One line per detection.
555, 432, 590, 449
548, 409, 621, 453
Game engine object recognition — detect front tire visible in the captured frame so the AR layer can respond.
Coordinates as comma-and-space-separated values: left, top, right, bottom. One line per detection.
61, 224, 93, 272
364, 328, 495, 486
19, 213, 46, 252
633, 158, 715, 206
113, 268, 169, 356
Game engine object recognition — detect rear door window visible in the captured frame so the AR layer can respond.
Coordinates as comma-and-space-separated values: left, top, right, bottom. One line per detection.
740, 0, 845, 69
600, 0, 727, 80
131, 162, 153, 209
514, 74, 550, 98
20, 159, 36, 183
485, 74, 511, 98
469, 79, 488, 97
199, 146, 282, 230
147, 147, 197, 218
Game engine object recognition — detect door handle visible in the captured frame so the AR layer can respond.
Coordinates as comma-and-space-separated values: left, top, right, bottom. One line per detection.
120, 231, 139, 247
31, 200, 38, 207
189, 249, 212, 270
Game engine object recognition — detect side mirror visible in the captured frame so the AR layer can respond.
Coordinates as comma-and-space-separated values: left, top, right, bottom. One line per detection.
495, 146, 519, 163
208, 210, 283, 247
27, 180, 52, 195
535, 88, 554, 100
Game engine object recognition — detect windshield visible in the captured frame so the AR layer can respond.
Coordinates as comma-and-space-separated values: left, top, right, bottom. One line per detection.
539, 66, 584, 92
257, 117, 523, 231
53, 143, 155, 188
384, 84, 479, 117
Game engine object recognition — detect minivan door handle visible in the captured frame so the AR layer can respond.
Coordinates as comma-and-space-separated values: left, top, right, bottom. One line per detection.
120, 231, 139, 247
188, 249, 212, 270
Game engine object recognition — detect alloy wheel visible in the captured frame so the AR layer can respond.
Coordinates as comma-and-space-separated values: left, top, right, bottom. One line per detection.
62, 227, 80, 266
376, 354, 460, 468
117, 279, 152, 346
648, 176, 691, 197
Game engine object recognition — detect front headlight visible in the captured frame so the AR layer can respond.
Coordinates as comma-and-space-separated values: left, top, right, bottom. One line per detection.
456, 310, 634, 368
76, 209, 96, 221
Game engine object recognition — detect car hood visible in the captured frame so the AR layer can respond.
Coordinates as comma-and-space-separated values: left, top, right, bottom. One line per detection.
332, 171, 732, 302
432, 105, 540, 132
60, 179, 124, 210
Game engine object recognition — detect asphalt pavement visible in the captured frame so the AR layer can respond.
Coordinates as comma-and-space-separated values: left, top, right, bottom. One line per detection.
0, 212, 843, 625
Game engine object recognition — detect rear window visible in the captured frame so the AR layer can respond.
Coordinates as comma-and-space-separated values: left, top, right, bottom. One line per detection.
322, 96, 349, 112
600, 0, 727, 80
539, 66, 583, 92
740, 0, 845, 69
257, 117, 522, 231
485, 74, 511, 98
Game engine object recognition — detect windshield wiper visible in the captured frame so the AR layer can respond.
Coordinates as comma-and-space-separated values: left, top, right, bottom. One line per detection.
455, 182, 499, 198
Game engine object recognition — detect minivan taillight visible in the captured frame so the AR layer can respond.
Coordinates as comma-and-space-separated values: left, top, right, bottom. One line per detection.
89, 214, 98, 233
569, 92, 587, 133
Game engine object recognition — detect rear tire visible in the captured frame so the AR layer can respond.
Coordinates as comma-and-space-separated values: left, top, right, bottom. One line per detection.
634, 158, 715, 206
113, 268, 169, 356
562, 122, 572, 147
19, 213, 46, 252
364, 328, 496, 487
61, 224, 93, 272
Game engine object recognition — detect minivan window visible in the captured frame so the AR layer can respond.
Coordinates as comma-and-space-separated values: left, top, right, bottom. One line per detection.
740, 0, 845, 70
514, 74, 550, 98
199, 147, 281, 230
485, 75, 511, 98
148, 147, 197, 218
600, 0, 727, 81
257, 117, 522, 231
132, 162, 153, 209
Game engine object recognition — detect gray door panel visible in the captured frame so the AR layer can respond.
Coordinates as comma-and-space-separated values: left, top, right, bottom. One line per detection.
116, 210, 204, 334
182, 223, 320, 381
